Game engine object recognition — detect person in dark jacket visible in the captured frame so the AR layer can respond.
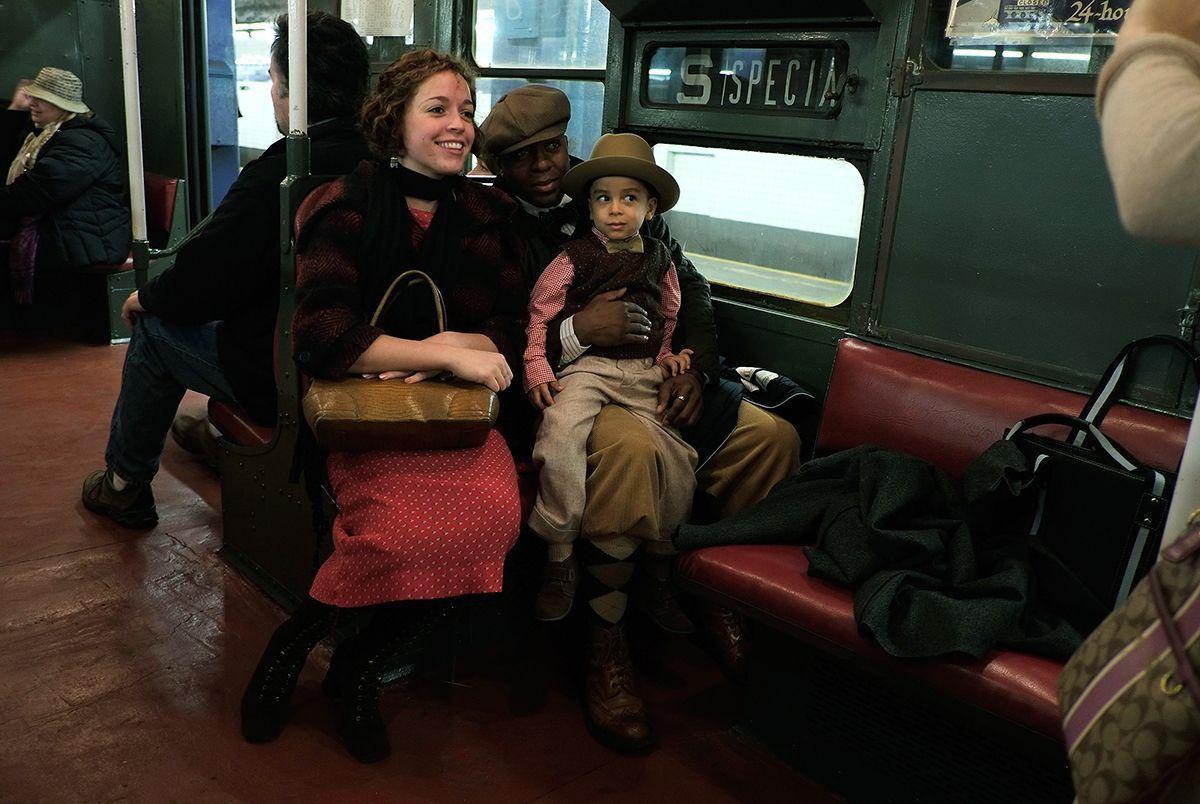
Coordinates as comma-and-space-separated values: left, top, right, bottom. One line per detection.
81, 11, 371, 527
2, 68, 130, 302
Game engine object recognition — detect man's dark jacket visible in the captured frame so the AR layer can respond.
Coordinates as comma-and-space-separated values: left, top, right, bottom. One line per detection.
0, 113, 130, 268
138, 117, 370, 425
496, 164, 740, 463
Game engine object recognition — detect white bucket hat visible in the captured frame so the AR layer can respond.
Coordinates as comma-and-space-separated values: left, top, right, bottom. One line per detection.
23, 67, 90, 115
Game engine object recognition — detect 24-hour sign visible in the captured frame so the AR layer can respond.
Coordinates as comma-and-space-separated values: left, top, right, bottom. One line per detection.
643, 43, 850, 119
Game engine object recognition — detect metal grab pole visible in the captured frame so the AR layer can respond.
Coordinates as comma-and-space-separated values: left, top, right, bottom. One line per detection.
118, 0, 147, 244
286, 0, 309, 179
1161, 395, 1200, 553
118, 0, 151, 292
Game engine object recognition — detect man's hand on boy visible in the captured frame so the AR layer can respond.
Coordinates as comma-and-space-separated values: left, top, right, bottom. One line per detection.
657, 371, 703, 427
659, 348, 693, 379
528, 380, 561, 410
572, 287, 652, 347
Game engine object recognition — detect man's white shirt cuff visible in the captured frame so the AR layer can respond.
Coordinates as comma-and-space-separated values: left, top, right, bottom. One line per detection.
558, 317, 589, 366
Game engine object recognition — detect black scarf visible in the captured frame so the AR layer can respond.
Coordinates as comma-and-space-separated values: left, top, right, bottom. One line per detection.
358, 161, 467, 339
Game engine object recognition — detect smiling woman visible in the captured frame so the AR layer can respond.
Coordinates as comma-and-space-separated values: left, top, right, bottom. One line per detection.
239, 48, 532, 765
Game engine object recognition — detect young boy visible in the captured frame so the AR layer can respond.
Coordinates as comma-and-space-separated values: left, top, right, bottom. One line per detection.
524, 133, 698, 622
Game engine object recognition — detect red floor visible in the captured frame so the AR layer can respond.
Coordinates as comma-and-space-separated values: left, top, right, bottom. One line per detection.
0, 334, 836, 801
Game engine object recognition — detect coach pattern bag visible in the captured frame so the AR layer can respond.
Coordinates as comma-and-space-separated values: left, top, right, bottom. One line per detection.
1059, 524, 1200, 803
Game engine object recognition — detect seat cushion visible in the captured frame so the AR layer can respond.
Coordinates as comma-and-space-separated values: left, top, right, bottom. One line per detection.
817, 339, 1188, 477
677, 544, 1065, 738
208, 399, 274, 447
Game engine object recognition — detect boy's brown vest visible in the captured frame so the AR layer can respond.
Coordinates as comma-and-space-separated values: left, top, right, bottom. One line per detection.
553, 233, 672, 361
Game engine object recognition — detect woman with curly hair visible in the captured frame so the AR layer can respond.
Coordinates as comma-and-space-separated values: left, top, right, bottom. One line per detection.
239, 49, 527, 763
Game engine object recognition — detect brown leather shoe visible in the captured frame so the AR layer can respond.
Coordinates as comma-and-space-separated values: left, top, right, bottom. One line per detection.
170, 412, 219, 470
699, 603, 749, 682
533, 554, 577, 622
81, 469, 158, 529
583, 622, 655, 752
635, 557, 696, 635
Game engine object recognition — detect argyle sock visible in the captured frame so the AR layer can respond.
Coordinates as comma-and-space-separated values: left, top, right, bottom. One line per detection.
578, 537, 639, 625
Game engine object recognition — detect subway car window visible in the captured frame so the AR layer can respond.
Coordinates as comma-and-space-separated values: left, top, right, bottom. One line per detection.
472, 0, 612, 171
652, 144, 863, 308
234, 21, 278, 155
473, 0, 610, 69
929, 0, 1127, 74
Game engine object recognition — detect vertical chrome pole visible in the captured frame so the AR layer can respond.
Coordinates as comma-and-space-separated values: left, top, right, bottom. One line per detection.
286, 0, 309, 179
118, 0, 147, 244
287, 0, 307, 135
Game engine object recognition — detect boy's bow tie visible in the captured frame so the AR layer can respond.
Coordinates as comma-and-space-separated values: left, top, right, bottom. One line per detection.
604, 234, 644, 254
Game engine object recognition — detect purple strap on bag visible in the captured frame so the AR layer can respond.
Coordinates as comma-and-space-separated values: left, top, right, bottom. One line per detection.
1062, 534, 1200, 751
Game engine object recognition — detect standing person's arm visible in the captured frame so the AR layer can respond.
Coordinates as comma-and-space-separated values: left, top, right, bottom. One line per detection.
1098, 1, 1200, 248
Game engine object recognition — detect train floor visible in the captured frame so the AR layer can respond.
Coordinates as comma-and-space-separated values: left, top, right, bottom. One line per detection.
0, 332, 835, 802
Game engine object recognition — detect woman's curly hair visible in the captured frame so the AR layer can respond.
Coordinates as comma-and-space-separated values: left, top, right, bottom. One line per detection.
361, 49, 478, 159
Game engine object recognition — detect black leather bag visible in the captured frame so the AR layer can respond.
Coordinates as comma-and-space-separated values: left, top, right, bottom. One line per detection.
1004, 336, 1199, 635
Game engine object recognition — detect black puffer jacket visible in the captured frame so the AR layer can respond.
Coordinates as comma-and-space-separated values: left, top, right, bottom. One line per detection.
0, 114, 130, 268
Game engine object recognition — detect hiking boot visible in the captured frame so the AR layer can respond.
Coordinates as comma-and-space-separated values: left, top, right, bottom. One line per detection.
583, 622, 655, 753
170, 412, 219, 470
635, 556, 695, 635
81, 469, 157, 528
534, 554, 577, 622
698, 603, 749, 682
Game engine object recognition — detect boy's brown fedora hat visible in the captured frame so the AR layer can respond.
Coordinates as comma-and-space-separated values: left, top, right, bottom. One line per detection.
562, 133, 680, 212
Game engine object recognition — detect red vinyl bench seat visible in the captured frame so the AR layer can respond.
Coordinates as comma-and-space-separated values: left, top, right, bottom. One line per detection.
677, 337, 1188, 739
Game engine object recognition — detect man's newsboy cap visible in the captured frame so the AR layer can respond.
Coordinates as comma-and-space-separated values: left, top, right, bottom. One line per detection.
479, 84, 570, 166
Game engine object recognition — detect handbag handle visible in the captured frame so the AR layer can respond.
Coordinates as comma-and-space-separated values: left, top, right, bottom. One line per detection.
369, 269, 447, 332
1076, 336, 1200, 443
1005, 412, 1145, 475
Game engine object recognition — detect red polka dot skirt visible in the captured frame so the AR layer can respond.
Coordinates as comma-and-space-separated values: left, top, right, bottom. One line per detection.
308, 430, 522, 608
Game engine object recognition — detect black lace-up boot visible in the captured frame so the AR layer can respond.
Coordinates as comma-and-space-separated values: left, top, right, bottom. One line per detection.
335, 601, 455, 764
240, 597, 338, 743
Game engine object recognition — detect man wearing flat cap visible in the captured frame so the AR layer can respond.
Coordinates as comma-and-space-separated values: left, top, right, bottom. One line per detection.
480, 85, 800, 679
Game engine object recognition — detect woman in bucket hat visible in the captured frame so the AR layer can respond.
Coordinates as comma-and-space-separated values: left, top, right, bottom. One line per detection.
2, 67, 130, 302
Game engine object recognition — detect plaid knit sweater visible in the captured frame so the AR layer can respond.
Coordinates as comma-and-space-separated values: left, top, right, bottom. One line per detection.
292, 161, 528, 382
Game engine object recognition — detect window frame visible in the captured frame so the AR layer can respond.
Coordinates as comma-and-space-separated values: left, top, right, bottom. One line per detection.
645, 134, 869, 324
911, 0, 1107, 96
465, 0, 610, 139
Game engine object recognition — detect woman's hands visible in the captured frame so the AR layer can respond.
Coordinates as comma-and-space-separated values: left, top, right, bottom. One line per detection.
360, 331, 513, 391
443, 347, 513, 392
1118, 0, 1200, 50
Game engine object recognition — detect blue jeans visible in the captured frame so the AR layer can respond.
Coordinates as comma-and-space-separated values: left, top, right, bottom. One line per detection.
105, 315, 238, 483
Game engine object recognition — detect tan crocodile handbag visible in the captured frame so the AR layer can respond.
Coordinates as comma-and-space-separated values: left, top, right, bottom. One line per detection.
302, 269, 499, 452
